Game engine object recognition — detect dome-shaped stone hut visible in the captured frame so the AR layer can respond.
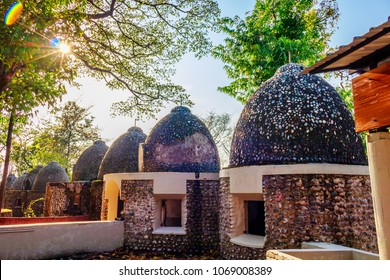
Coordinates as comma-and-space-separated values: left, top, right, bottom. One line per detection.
220, 64, 376, 259
5, 166, 45, 217
32, 162, 69, 192
98, 127, 146, 179
103, 107, 220, 255
24, 165, 44, 191
230, 63, 366, 167
5, 174, 16, 189
11, 173, 28, 190
141, 106, 220, 172
73, 141, 108, 181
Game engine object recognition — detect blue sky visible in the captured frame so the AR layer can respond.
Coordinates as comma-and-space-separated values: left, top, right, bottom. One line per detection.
61, 0, 390, 144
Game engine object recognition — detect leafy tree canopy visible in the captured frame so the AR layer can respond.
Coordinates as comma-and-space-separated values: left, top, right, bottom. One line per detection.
11, 101, 101, 174
213, 0, 339, 103
1, 0, 221, 118
0, 0, 220, 208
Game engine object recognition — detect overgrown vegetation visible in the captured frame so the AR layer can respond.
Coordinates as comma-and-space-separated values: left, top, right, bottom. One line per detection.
22, 197, 44, 218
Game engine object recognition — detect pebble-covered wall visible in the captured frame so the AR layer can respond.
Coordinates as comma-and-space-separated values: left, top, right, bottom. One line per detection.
186, 180, 220, 254
263, 174, 377, 253
230, 63, 367, 167
44, 181, 103, 220
121, 179, 220, 255
4, 190, 45, 217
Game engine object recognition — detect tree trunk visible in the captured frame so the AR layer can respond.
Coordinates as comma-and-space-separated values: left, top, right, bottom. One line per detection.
0, 111, 15, 211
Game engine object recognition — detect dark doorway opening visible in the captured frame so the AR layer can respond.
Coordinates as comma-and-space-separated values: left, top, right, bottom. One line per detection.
117, 197, 124, 219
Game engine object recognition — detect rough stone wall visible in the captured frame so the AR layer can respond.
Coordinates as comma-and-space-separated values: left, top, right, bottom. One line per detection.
4, 190, 28, 217
4, 190, 45, 217
263, 174, 377, 253
121, 180, 155, 250
219, 177, 264, 259
44, 181, 103, 219
186, 180, 220, 254
100, 181, 108, 221
122, 179, 220, 255
44, 184, 67, 216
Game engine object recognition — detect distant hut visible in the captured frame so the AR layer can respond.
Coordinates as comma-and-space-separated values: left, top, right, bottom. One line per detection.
24, 165, 44, 191
5, 174, 16, 189
11, 173, 28, 190
72, 141, 108, 181
98, 127, 146, 179
32, 162, 69, 192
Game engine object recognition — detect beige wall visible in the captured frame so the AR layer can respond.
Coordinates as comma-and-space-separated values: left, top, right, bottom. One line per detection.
0, 221, 124, 259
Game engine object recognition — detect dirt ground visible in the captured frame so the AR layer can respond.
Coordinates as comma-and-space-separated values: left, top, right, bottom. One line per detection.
54, 247, 220, 260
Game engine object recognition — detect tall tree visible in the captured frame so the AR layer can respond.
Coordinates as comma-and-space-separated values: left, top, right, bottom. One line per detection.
40, 101, 101, 172
201, 111, 233, 167
213, 0, 339, 103
0, 0, 220, 209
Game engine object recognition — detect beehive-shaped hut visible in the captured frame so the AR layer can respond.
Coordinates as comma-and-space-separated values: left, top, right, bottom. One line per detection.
32, 162, 69, 192
104, 107, 220, 255
5, 174, 16, 189
220, 64, 376, 259
24, 165, 44, 191
230, 63, 366, 167
11, 173, 28, 190
72, 141, 108, 181
98, 127, 146, 179
5, 169, 40, 217
141, 106, 220, 172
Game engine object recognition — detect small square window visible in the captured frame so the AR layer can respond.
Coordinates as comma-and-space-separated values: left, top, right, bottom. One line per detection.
161, 199, 182, 227
153, 197, 186, 235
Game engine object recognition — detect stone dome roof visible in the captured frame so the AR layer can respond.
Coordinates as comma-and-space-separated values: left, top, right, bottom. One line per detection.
24, 165, 44, 190
5, 174, 16, 189
142, 106, 220, 172
72, 141, 108, 181
32, 162, 69, 192
9, 166, 44, 190
98, 127, 147, 179
230, 63, 367, 167
10, 173, 27, 190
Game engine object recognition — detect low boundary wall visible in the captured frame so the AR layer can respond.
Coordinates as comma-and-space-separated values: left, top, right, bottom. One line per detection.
0, 221, 124, 259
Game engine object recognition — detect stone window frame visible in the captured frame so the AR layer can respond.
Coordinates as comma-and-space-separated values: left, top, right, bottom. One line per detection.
152, 194, 186, 235
229, 194, 266, 249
